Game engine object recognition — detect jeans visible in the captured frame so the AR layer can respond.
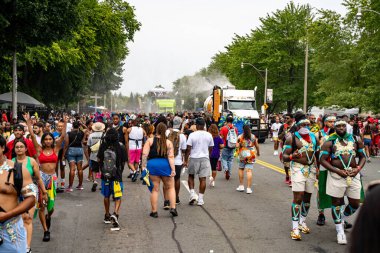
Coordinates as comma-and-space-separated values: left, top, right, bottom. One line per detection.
221, 148, 235, 174
0, 216, 27, 253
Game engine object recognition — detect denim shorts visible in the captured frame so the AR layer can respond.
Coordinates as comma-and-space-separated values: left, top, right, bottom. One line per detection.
238, 162, 254, 170
364, 138, 372, 147
0, 216, 27, 252
101, 180, 124, 199
67, 147, 84, 163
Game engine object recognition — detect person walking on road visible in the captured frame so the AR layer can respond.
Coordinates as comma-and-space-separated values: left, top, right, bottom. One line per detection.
87, 122, 105, 192
319, 120, 366, 245
219, 115, 238, 180
278, 113, 296, 186
283, 112, 318, 241
236, 125, 260, 194
0, 135, 36, 252
141, 122, 177, 218
64, 121, 85, 191
127, 117, 146, 182
271, 116, 282, 156
12, 138, 46, 253
184, 117, 214, 206
97, 128, 127, 231
25, 113, 67, 242
166, 116, 187, 206
208, 124, 224, 187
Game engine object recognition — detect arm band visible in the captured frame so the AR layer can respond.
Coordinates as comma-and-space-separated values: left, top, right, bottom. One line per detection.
21, 183, 38, 199
282, 145, 292, 152
319, 150, 329, 160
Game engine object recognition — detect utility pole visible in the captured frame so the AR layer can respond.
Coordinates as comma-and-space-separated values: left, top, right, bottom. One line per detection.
303, 42, 309, 113
12, 51, 17, 119
90, 93, 102, 113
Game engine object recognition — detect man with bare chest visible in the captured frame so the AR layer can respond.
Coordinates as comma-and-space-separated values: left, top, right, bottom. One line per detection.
319, 120, 366, 245
283, 112, 318, 241
0, 135, 36, 252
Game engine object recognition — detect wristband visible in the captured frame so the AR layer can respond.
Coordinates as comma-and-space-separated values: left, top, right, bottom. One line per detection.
289, 154, 293, 161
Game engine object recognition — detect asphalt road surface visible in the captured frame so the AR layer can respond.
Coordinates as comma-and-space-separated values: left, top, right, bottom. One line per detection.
31, 141, 380, 253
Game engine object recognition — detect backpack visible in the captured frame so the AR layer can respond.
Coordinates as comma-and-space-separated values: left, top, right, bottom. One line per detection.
226, 125, 238, 148
102, 147, 117, 180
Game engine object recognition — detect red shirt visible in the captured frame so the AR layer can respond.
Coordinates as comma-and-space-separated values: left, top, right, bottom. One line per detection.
219, 123, 238, 145
6, 137, 37, 159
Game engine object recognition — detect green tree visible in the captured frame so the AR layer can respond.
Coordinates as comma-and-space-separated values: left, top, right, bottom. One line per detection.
209, 2, 320, 113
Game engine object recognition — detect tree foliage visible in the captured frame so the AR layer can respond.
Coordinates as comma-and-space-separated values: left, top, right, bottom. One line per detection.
0, 0, 140, 108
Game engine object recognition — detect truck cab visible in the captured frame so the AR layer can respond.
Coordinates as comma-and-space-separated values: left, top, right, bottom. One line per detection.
204, 85, 269, 143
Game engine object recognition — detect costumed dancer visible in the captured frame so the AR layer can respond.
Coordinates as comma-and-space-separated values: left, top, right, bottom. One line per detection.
319, 120, 366, 245
283, 112, 318, 240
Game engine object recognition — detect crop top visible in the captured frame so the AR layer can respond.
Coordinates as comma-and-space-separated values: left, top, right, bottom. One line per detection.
39, 150, 58, 164
148, 137, 167, 160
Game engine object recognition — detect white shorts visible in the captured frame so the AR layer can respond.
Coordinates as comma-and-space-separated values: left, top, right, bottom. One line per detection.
291, 162, 316, 193
326, 171, 361, 199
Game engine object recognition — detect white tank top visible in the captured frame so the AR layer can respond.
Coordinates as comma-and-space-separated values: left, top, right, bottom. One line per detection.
129, 126, 143, 149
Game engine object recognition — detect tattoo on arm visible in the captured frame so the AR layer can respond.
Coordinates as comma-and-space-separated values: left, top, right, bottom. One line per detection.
141, 154, 148, 168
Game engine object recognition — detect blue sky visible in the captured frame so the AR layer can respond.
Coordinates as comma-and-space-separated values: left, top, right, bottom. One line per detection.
120, 0, 347, 95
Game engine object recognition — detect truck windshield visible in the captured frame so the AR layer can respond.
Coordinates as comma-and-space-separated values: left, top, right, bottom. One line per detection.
228, 100, 256, 110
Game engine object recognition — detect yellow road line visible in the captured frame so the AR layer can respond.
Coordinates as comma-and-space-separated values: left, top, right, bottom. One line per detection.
256, 159, 285, 175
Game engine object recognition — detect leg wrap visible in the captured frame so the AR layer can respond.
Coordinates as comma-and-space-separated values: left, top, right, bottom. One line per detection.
292, 203, 300, 221
301, 202, 310, 217
316, 193, 324, 214
343, 204, 358, 217
332, 205, 343, 224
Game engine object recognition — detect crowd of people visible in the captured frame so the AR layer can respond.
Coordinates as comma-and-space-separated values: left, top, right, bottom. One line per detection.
0, 109, 379, 252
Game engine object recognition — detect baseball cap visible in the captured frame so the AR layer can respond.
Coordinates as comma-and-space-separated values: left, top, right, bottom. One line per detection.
172, 116, 182, 129
195, 117, 205, 126
13, 124, 25, 131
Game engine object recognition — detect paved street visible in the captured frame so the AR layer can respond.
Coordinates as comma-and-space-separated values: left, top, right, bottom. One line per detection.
31, 141, 380, 253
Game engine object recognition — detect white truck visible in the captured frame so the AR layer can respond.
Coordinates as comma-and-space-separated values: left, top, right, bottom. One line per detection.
204, 85, 269, 143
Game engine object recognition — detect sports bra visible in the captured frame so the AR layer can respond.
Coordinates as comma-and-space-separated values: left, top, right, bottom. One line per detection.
39, 150, 58, 164
12, 157, 33, 177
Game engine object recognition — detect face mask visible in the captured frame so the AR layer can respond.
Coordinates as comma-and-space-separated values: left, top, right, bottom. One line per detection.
298, 127, 310, 135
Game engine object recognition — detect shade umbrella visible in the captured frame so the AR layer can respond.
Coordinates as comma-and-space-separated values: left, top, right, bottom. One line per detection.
0, 92, 45, 107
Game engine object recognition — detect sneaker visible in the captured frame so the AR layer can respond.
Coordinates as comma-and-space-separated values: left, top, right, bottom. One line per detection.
110, 213, 120, 231
170, 208, 178, 217
225, 171, 230, 180
236, 185, 245, 192
288, 181, 292, 187
56, 187, 64, 193
176, 197, 181, 205
317, 213, 325, 226
189, 194, 197, 205
337, 233, 347, 245
42, 231, 50, 242
197, 199, 204, 206
163, 200, 170, 210
209, 176, 214, 186
246, 188, 253, 194
91, 182, 98, 192
299, 222, 310, 234
211, 180, 215, 187
284, 178, 290, 184
150, 212, 158, 218
65, 187, 73, 192
127, 174, 133, 178
27, 248, 32, 253
76, 185, 84, 190
344, 220, 353, 230
274, 151, 278, 156
290, 229, 301, 241
131, 172, 139, 182
103, 214, 111, 224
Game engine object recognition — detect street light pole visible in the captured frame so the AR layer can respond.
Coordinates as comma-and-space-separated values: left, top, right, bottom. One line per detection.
303, 42, 309, 113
